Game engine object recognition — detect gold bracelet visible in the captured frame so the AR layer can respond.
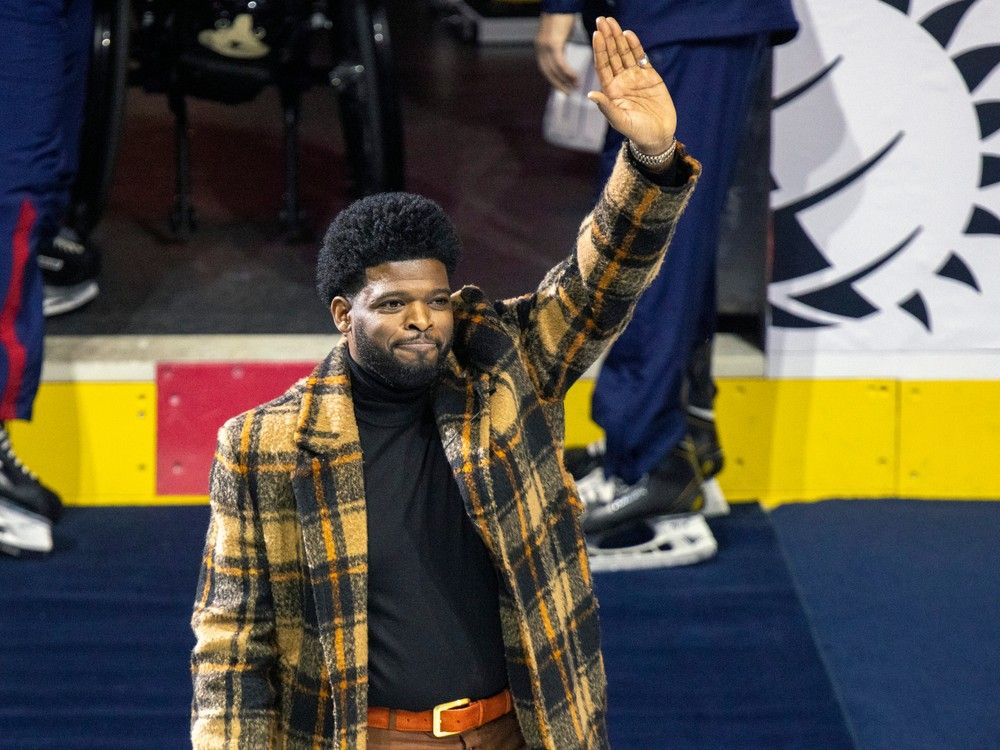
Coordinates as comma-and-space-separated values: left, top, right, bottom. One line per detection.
628, 138, 677, 168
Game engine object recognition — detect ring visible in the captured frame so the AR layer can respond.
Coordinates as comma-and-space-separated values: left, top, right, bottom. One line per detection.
637, 55, 650, 68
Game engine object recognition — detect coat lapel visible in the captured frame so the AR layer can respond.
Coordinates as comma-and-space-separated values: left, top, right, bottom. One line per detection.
434, 353, 503, 569
292, 341, 369, 744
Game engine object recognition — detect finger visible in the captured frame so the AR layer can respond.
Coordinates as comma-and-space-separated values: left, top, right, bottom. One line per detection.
544, 62, 573, 93
539, 54, 565, 92
588, 91, 630, 132
536, 51, 559, 89
606, 17, 636, 68
592, 29, 614, 91
586, 91, 613, 120
623, 29, 647, 67
596, 17, 623, 77
553, 51, 580, 90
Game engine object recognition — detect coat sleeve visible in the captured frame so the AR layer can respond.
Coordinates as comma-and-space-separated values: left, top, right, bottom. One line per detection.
495, 144, 700, 401
191, 415, 279, 749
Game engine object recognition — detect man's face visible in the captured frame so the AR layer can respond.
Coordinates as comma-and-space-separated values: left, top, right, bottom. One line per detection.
331, 258, 454, 389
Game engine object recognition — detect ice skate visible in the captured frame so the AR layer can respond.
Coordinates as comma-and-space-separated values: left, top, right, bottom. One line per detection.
0, 424, 61, 555
686, 406, 729, 517
0, 498, 53, 555
40, 226, 100, 317
568, 418, 728, 517
564, 438, 605, 481
577, 439, 717, 570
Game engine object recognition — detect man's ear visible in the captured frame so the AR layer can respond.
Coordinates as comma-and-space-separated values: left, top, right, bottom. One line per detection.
330, 296, 352, 334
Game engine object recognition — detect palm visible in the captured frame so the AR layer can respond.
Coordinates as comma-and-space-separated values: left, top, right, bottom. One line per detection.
590, 18, 676, 155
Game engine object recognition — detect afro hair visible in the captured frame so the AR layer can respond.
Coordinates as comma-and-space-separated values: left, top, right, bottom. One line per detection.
316, 192, 461, 306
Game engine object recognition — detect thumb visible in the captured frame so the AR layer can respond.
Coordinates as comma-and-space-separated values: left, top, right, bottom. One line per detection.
588, 91, 626, 130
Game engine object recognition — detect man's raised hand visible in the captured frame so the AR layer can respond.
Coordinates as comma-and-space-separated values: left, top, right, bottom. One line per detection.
587, 17, 677, 159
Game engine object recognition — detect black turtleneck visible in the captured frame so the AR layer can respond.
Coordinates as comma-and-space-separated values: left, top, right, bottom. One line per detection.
346, 354, 508, 711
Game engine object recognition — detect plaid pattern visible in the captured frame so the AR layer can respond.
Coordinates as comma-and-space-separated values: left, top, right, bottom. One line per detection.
191, 146, 700, 749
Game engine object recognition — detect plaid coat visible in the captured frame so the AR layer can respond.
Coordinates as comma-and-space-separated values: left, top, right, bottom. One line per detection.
191, 147, 699, 750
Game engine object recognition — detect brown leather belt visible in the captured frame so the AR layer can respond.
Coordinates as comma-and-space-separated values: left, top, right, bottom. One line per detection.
367, 689, 513, 738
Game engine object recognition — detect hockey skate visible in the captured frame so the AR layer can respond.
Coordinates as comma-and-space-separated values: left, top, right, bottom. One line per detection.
564, 438, 605, 482
576, 439, 717, 571
568, 414, 728, 518
0, 498, 53, 555
686, 406, 729, 517
683, 336, 729, 516
40, 226, 100, 317
0, 424, 61, 555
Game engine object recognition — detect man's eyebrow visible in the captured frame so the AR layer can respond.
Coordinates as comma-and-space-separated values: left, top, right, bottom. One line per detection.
368, 289, 412, 305
369, 287, 451, 305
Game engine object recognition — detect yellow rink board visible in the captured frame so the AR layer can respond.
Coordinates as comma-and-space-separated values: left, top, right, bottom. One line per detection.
9, 382, 157, 505
564, 378, 999, 507
898, 381, 1000, 498
9, 377, 1000, 506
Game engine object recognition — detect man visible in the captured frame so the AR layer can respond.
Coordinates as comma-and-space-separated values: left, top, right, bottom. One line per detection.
536, 0, 797, 568
191, 18, 699, 749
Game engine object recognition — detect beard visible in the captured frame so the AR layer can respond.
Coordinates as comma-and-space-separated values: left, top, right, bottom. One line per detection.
353, 325, 452, 390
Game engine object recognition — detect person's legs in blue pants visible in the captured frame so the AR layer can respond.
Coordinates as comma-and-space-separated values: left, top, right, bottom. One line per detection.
37, 0, 99, 319
593, 35, 767, 485
56, 0, 94, 222
0, 0, 90, 417
0, 0, 65, 421
0, 0, 89, 552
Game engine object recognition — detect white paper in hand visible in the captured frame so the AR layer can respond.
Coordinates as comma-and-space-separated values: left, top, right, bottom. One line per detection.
542, 41, 608, 153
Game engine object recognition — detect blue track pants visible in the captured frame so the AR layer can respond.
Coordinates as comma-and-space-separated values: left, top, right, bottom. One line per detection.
594, 35, 767, 483
0, 0, 90, 420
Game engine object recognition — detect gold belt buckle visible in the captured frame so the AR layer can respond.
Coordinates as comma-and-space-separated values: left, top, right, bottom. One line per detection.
431, 697, 471, 737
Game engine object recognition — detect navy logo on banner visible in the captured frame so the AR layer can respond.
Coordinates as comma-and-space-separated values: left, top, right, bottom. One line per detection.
770, 0, 1000, 335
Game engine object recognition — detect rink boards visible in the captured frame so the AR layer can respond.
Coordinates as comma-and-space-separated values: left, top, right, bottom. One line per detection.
12, 334, 1000, 507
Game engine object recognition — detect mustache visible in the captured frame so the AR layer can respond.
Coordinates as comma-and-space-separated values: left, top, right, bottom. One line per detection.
394, 335, 441, 347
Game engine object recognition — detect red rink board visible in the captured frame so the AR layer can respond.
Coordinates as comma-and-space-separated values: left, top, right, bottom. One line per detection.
157, 362, 316, 495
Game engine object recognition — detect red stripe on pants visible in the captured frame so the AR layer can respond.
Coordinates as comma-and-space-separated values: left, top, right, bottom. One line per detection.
1, 199, 34, 416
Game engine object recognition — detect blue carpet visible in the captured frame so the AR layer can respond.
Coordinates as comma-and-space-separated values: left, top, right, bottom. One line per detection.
0, 506, 209, 749
597, 504, 855, 749
1, 504, 856, 748
771, 499, 1000, 750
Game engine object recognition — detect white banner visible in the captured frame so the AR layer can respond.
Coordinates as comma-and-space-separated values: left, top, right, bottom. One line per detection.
769, 0, 1000, 378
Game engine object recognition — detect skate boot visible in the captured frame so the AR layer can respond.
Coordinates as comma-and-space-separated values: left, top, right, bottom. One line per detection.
40, 226, 100, 317
0, 424, 62, 555
564, 439, 605, 481
569, 421, 727, 516
578, 439, 717, 571
686, 406, 729, 517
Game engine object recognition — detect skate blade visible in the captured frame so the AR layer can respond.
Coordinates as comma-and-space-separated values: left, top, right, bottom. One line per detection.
0, 500, 54, 553
43, 281, 99, 318
700, 477, 729, 517
587, 514, 717, 572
